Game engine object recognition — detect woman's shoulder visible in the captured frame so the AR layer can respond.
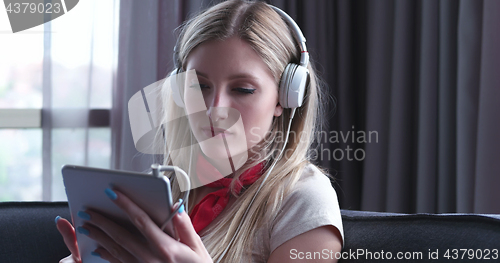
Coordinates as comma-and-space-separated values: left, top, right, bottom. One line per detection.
299, 163, 332, 181
289, 163, 338, 199
268, 162, 344, 252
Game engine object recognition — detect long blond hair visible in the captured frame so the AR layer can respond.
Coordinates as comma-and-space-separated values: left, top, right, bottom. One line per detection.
159, 1, 327, 262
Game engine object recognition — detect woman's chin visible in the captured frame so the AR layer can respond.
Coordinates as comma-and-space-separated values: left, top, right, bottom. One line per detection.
200, 147, 231, 161
199, 144, 248, 171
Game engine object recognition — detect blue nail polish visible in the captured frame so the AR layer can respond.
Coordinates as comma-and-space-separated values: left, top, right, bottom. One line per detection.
77, 211, 91, 220
178, 199, 184, 214
91, 251, 101, 257
105, 188, 117, 200
55, 216, 61, 224
77, 226, 90, 236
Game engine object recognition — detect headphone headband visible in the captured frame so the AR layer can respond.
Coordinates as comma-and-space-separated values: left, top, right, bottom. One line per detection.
268, 5, 309, 67
173, 4, 309, 69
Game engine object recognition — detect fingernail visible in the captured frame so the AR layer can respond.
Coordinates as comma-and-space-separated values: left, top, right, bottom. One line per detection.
178, 199, 184, 214
77, 211, 91, 220
55, 215, 61, 224
177, 198, 184, 214
91, 251, 101, 257
105, 188, 117, 200
77, 226, 90, 236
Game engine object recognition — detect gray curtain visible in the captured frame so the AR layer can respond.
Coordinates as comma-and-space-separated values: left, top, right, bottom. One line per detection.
283, 0, 500, 214
112, 0, 500, 214
112, 0, 180, 173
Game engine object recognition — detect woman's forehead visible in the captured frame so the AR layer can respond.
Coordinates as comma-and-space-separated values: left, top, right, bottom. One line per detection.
185, 37, 274, 82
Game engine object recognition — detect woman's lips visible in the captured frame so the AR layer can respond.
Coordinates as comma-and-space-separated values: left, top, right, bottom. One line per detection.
201, 126, 232, 138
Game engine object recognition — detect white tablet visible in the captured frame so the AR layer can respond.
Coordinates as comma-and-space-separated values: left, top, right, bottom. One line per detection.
62, 165, 176, 263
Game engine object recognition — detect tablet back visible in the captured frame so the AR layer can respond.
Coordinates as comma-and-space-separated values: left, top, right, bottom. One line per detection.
62, 165, 174, 263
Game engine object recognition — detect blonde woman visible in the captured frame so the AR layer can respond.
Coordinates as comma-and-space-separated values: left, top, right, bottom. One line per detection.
56, 1, 343, 262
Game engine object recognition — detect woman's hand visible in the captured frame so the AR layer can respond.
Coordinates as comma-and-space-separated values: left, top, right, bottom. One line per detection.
75, 188, 212, 263
56, 216, 82, 263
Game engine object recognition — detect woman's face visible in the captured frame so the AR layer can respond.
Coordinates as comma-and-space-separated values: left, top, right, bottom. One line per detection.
183, 36, 283, 169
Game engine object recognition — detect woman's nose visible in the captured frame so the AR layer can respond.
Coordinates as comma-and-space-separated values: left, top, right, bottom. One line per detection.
206, 90, 229, 121
206, 106, 229, 122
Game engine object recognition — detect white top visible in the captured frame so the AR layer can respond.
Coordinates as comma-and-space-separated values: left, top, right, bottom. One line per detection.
249, 163, 344, 262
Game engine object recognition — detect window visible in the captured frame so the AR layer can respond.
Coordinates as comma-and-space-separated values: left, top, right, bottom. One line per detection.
0, 0, 119, 201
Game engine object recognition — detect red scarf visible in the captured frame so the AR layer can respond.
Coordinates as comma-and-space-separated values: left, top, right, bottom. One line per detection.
189, 157, 265, 233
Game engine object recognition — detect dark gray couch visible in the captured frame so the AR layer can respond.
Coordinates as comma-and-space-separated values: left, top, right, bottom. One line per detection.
1, 202, 499, 262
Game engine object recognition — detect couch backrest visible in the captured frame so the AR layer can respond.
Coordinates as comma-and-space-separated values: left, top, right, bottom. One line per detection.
1, 202, 499, 263
340, 210, 500, 262
0, 202, 71, 263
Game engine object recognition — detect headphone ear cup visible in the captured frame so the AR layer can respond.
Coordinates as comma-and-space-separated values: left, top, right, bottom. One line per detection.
279, 63, 309, 108
168, 68, 185, 108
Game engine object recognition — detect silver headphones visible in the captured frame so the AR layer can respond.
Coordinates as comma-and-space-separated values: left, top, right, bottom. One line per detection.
169, 5, 309, 109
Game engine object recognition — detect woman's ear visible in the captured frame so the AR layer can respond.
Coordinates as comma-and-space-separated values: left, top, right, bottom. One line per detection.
274, 103, 283, 117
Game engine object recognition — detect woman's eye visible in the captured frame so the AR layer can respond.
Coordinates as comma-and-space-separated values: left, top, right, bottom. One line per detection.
234, 87, 256, 94
189, 84, 209, 90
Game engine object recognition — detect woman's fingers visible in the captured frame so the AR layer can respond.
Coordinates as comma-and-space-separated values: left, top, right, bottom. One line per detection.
100, 189, 212, 262
171, 201, 212, 261
56, 217, 81, 262
173, 204, 203, 250
107, 189, 178, 248
93, 247, 123, 263
81, 209, 154, 262
59, 254, 78, 263
80, 222, 137, 263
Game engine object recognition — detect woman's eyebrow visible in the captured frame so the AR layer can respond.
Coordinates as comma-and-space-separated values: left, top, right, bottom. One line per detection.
195, 71, 209, 79
195, 70, 259, 81
228, 73, 259, 81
